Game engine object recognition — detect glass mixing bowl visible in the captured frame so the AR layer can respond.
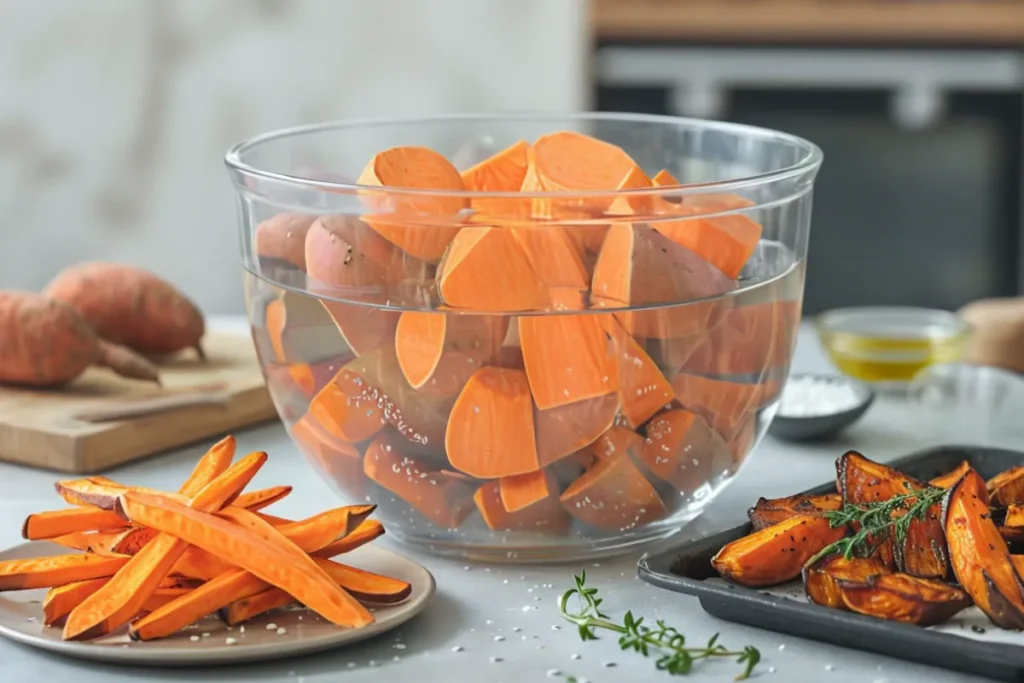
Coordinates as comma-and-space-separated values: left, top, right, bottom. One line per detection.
225, 113, 822, 562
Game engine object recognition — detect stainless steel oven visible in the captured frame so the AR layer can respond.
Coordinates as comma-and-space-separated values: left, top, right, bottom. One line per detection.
594, 46, 1024, 315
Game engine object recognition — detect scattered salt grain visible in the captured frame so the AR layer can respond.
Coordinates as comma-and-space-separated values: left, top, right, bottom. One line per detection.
494, 635, 505, 642
778, 644, 786, 651
490, 656, 503, 663
769, 666, 776, 674
394, 643, 406, 650
512, 627, 521, 632
225, 637, 237, 646
451, 646, 464, 653
522, 606, 532, 612
603, 661, 617, 668
551, 625, 561, 631
25, 616, 35, 623
777, 376, 862, 417
485, 619, 493, 625
266, 623, 278, 630
202, 632, 211, 638
347, 662, 356, 669
570, 654, 581, 660
825, 664, 834, 671
546, 669, 561, 678
393, 656, 400, 662
277, 627, 287, 635
190, 635, 200, 642
239, 626, 245, 633
537, 644, 545, 650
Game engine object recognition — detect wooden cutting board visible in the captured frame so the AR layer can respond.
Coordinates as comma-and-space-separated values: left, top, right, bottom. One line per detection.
0, 332, 279, 473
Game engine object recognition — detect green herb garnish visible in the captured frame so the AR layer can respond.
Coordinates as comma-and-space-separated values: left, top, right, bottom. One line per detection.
805, 483, 947, 568
558, 570, 760, 680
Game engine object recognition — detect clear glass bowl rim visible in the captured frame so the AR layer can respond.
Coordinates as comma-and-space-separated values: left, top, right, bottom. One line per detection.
224, 111, 824, 202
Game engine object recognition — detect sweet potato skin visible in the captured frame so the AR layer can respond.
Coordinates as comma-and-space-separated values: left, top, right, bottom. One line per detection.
748, 493, 841, 531
802, 555, 890, 609
987, 466, 1024, 507
836, 573, 972, 626
943, 468, 1024, 629
711, 515, 846, 588
44, 262, 205, 357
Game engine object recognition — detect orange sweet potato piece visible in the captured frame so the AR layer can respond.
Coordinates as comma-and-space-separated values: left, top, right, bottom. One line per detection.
639, 410, 732, 495
591, 224, 734, 341
682, 301, 800, 377
0, 554, 129, 591
314, 519, 386, 558
255, 212, 315, 271
357, 146, 466, 261
560, 452, 666, 531
748, 493, 841, 531
1006, 504, 1024, 528
265, 291, 346, 365
0, 291, 160, 387
44, 263, 206, 359
836, 573, 971, 626
474, 472, 570, 534
520, 313, 618, 410
802, 554, 890, 609
604, 318, 674, 427
929, 460, 972, 490
115, 490, 373, 630
535, 393, 619, 467
711, 515, 847, 588
304, 215, 414, 295
944, 468, 1024, 628
584, 425, 644, 463
460, 140, 535, 221
671, 373, 762, 441
364, 432, 474, 528
511, 227, 589, 292
63, 451, 267, 641
289, 414, 366, 499
446, 367, 540, 478
43, 575, 183, 626
305, 366, 385, 444
987, 466, 1024, 507
394, 310, 507, 397
177, 435, 237, 497
437, 226, 549, 311
321, 299, 400, 357
22, 508, 128, 541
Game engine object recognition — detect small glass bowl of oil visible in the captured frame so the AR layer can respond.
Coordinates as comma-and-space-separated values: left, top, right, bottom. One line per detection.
815, 307, 971, 389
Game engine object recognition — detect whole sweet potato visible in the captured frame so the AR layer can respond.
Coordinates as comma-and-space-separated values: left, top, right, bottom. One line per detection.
0, 291, 159, 386
44, 263, 205, 359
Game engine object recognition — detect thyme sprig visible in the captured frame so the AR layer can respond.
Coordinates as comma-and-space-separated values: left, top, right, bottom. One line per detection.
558, 570, 760, 680
805, 483, 947, 567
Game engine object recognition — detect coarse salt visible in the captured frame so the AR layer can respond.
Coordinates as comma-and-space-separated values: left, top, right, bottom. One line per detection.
777, 376, 862, 417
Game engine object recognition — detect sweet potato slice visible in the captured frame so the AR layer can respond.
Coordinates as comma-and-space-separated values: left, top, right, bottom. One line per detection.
222, 559, 412, 626
43, 575, 183, 626
0, 554, 129, 591
671, 373, 762, 441
711, 515, 847, 588
321, 299, 400, 358
528, 131, 643, 215
535, 393, 619, 467
254, 504, 376, 553
519, 312, 618, 410
988, 466, 1024, 507
62, 451, 267, 641
22, 508, 127, 541
590, 223, 735, 340
446, 367, 539, 478
944, 468, 1024, 628
560, 452, 666, 531
802, 555, 890, 609
511, 227, 589, 292
115, 490, 373, 630
255, 212, 314, 271
460, 140, 531, 219
394, 310, 507, 397
357, 146, 466, 261
604, 318, 674, 427
289, 414, 366, 499
314, 519, 386, 558
584, 425, 643, 463
171, 546, 237, 582
305, 215, 408, 292
306, 366, 386, 444
474, 476, 570, 534
178, 435, 237, 498
837, 573, 971, 626
930, 460, 973, 490
639, 409, 732, 495
364, 432, 474, 528
748, 493, 842, 531
681, 301, 799, 377
437, 226, 549, 311
1006, 504, 1024, 528
235, 485, 293, 512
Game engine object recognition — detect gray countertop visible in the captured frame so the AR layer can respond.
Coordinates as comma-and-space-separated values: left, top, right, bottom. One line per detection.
0, 319, 995, 683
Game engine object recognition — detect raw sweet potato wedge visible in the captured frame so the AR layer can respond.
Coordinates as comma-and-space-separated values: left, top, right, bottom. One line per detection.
306, 366, 386, 444
114, 490, 373, 630
265, 290, 346, 365
42, 575, 183, 627
510, 227, 590, 293
837, 451, 949, 578
364, 432, 474, 528
177, 436, 238, 497
460, 140, 531, 220
321, 299, 400, 357
671, 373, 762, 442
747, 493, 842, 531
584, 425, 644, 464
836, 573, 972, 627
304, 216, 409, 292
474, 470, 570, 534
289, 414, 366, 499
987, 466, 1024, 507
681, 301, 800, 377
560, 451, 667, 531
255, 212, 315, 271
802, 555, 890, 609
394, 310, 507, 397
944, 468, 1024, 628
1006, 504, 1024, 527
437, 226, 549, 311
22, 508, 128, 541
534, 393, 620, 467
314, 519, 386, 558
519, 312, 618, 410
710, 515, 847, 588
603, 318, 674, 428
357, 146, 467, 261
62, 451, 267, 641
222, 559, 412, 626
171, 546, 237, 582
0, 554, 130, 591
929, 460, 973, 490
590, 223, 735, 340
446, 367, 540, 478
638, 409, 732, 496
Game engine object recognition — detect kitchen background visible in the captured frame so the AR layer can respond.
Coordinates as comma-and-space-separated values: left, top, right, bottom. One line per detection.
1, 0, 1022, 317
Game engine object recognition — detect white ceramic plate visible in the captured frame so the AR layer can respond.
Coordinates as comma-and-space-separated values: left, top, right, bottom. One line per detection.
0, 541, 435, 666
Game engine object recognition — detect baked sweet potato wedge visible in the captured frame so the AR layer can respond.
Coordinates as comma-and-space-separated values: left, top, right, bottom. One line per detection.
711, 514, 846, 588
837, 451, 948, 578
929, 460, 972, 490
943, 468, 1024, 628
802, 554, 890, 609
989, 467, 1024, 507
748, 493, 841, 531
836, 573, 971, 627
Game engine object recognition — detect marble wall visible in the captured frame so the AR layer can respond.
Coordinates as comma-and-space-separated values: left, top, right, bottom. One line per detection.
0, 0, 588, 313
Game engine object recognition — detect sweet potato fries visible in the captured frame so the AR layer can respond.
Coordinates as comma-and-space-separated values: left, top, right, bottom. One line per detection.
0, 435, 410, 642
712, 450, 1024, 630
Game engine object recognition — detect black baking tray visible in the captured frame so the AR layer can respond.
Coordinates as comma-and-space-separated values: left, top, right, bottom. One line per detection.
638, 445, 1024, 682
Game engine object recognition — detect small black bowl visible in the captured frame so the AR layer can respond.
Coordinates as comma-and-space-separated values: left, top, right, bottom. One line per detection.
767, 373, 876, 442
